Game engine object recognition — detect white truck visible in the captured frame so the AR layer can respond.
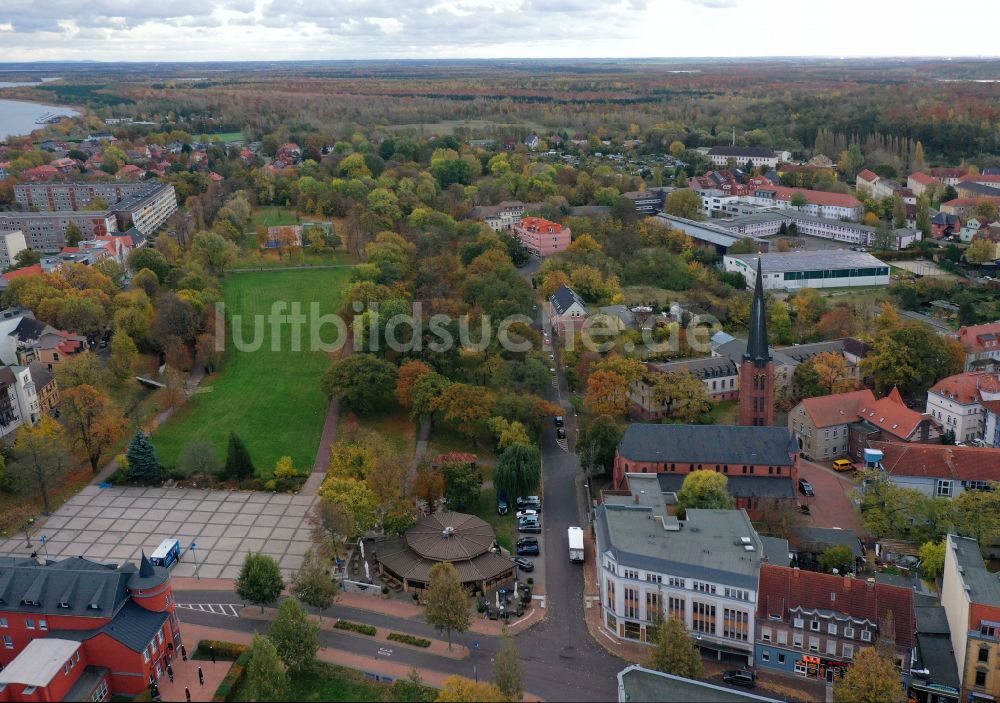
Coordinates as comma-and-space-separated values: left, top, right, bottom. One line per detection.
568, 526, 584, 563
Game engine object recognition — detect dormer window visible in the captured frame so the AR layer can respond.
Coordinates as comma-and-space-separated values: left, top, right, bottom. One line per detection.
59, 601, 70, 608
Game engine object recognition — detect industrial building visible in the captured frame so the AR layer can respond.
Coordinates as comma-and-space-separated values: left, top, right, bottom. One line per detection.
724, 251, 890, 290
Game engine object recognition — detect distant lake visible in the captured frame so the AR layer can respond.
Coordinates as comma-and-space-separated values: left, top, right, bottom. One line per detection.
0, 99, 79, 142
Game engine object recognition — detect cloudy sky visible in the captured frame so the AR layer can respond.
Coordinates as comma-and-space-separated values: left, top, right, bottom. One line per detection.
1, 0, 997, 62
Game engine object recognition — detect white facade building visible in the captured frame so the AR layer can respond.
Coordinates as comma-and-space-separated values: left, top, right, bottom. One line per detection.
925, 372, 1000, 444
0, 231, 27, 268
724, 251, 890, 291
719, 210, 920, 250
707, 147, 779, 169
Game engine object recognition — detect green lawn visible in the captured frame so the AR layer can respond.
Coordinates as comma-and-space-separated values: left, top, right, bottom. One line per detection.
250, 206, 300, 230
197, 131, 245, 144
235, 662, 435, 702
468, 466, 516, 552
153, 267, 352, 475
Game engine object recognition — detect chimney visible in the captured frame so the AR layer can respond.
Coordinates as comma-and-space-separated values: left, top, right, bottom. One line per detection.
866, 577, 876, 591
634, 493, 640, 504
843, 576, 852, 591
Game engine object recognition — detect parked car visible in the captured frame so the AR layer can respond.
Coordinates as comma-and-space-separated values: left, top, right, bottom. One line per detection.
554, 416, 564, 427
798, 478, 815, 497
556, 427, 566, 439
516, 509, 539, 520
832, 459, 853, 472
512, 557, 535, 572
722, 670, 756, 689
518, 522, 542, 534
497, 497, 509, 515
516, 541, 539, 556
517, 496, 541, 510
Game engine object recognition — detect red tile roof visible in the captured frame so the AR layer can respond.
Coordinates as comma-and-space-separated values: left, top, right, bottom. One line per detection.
757, 564, 915, 650
930, 167, 969, 178
869, 440, 1000, 483
801, 390, 875, 428
857, 169, 879, 182
943, 196, 1000, 208
517, 216, 567, 234
760, 185, 862, 209
957, 325, 1000, 355
909, 172, 942, 186
928, 371, 1000, 404
962, 174, 1000, 184
2, 264, 43, 281
800, 388, 930, 440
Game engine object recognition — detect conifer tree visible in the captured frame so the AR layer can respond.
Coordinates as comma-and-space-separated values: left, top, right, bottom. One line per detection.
126, 430, 161, 485
225, 432, 255, 481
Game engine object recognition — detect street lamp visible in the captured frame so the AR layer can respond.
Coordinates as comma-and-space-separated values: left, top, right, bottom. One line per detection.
21, 518, 35, 549
189, 541, 199, 580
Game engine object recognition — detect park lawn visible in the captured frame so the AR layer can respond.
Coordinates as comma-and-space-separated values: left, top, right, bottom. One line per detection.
197, 131, 244, 143
153, 267, 352, 476
249, 206, 300, 230
703, 399, 740, 425
347, 406, 417, 459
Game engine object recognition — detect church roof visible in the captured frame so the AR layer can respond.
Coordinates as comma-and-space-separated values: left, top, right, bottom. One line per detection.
743, 258, 771, 368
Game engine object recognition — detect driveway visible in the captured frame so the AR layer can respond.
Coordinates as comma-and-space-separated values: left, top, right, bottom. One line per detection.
796, 459, 866, 535
2, 485, 317, 579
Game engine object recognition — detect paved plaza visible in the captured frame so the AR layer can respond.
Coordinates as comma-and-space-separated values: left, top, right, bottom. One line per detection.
0, 485, 317, 579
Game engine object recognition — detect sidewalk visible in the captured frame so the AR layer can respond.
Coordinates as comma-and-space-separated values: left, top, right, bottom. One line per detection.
155, 643, 231, 702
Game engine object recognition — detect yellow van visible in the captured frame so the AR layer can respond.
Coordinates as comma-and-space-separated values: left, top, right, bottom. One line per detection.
832, 459, 853, 472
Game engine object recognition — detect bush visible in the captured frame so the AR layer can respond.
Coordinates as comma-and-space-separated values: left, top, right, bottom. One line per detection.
333, 619, 377, 636
388, 632, 431, 648
381, 586, 389, 595
196, 639, 249, 661
212, 649, 250, 702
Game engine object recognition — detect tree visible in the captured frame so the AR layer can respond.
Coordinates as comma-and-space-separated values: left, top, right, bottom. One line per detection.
919, 540, 945, 580
57, 296, 107, 339
664, 190, 703, 220
790, 191, 809, 208
269, 596, 320, 673
441, 461, 482, 511
578, 415, 624, 476
61, 384, 127, 473
645, 615, 703, 679
13, 248, 40, 269
243, 635, 288, 700
487, 417, 531, 450
236, 552, 284, 613
837, 144, 864, 180
973, 198, 1000, 223
833, 647, 905, 703
493, 443, 541, 504
132, 268, 160, 298
318, 476, 378, 535
793, 352, 858, 398
309, 498, 356, 559
424, 562, 471, 649
191, 231, 239, 273
853, 469, 949, 544
64, 222, 84, 247
952, 484, 1000, 551
585, 369, 629, 416
108, 329, 139, 382
125, 429, 161, 485
291, 548, 338, 618
493, 631, 523, 702
915, 194, 932, 238
414, 466, 446, 513
861, 323, 964, 398
439, 384, 495, 443
892, 196, 907, 229
727, 237, 760, 255
436, 676, 504, 702
127, 248, 170, 282
396, 360, 432, 409
819, 544, 855, 574
321, 354, 398, 414
676, 470, 734, 513
54, 351, 106, 389
12, 416, 70, 513
647, 369, 711, 423
872, 223, 895, 252
967, 238, 996, 265
225, 432, 255, 481
178, 440, 222, 477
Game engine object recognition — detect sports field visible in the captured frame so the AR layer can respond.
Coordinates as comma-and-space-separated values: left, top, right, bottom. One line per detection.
153, 267, 352, 476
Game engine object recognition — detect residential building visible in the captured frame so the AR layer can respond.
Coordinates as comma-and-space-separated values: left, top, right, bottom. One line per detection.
755, 564, 915, 685
707, 146, 779, 169
28, 361, 59, 414
622, 190, 668, 215
740, 258, 775, 427
511, 216, 571, 257
612, 423, 798, 492
616, 665, 782, 703
790, 388, 941, 462
932, 213, 962, 239
957, 323, 1000, 372
468, 201, 526, 231
0, 231, 27, 269
909, 172, 946, 197
632, 357, 740, 419
855, 169, 880, 196
0, 211, 119, 252
548, 284, 587, 337
596, 477, 787, 662
743, 186, 863, 221
942, 197, 1000, 219
0, 554, 181, 699
724, 251, 890, 291
719, 210, 919, 249
984, 401, 1000, 448
14, 182, 152, 211
865, 441, 1000, 502
688, 170, 774, 198
929, 168, 970, 187
941, 534, 1000, 702
925, 371, 1000, 442
108, 183, 177, 235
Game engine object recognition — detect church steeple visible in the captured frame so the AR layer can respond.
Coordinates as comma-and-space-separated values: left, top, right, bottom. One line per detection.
743, 257, 771, 368
739, 256, 774, 427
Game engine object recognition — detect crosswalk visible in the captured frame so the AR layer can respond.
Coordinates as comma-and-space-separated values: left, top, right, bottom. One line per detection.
555, 437, 568, 452
176, 603, 241, 617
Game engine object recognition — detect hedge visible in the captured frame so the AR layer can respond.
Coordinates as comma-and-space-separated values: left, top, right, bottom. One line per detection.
196, 639, 249, 661
387, 632, 431, 648
334, 619, 377, 636
212, 649, 250, 702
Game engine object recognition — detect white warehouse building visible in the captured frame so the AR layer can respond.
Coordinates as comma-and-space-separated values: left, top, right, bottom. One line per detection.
724, 251, 891, 290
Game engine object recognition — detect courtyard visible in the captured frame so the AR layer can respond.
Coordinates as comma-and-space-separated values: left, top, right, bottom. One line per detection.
0, 485, 317, 579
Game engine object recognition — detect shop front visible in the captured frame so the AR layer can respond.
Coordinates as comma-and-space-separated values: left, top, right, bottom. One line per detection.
795, 654, 850, 683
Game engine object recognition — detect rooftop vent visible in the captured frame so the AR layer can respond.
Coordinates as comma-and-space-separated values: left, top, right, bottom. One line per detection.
744, 545, 755, 552
740, 537, 753, 545
442, 526, 455, 538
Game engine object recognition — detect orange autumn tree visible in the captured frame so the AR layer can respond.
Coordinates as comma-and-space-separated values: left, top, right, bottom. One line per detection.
585, 369, 629, 416
396, 360, 433, 409
61, 384, 128, 473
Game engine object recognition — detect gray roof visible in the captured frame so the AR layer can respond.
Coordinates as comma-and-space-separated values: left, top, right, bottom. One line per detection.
549, 284, 587, 316
596, 503, 766, 590
957, 182, 1000, 197
618, 665, 782, 703
949, 534, 1000, 604
28, 361, 56, 390
714, 337, 848, 368
707, 146, 777, 159
0, 638, 81, 687
648, 355, 738, 381
50, 601, 168, 653
65, 666, 111, 702
760, 536, 792, 567
0, 555, 136, 619
915, 604, 951, 635
791, 527, 864, 558
914, 633, 961, 692
655, 213, 744, 248
656, 473, 795, 500
745, 258, 770, 367
727, 250, 889, 274
617, 423, 797, 467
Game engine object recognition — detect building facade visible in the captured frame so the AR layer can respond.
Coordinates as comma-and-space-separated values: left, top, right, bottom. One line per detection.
707, 147, 779, 169
0, 231, 27, 269
957, 323, 1000, 372
719, 210, 919, 250
511, 216, 571, 256
0, 212, 118, 252
925, 372, 1000, 443
724, 251, 891, 291
755, 564, 915, 685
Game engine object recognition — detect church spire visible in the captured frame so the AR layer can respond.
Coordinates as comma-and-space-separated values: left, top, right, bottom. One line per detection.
743, 257, 771, 368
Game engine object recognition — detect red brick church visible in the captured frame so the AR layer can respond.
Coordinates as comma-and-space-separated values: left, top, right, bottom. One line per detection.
0, 553, 181, 701
740, 258, 775, 427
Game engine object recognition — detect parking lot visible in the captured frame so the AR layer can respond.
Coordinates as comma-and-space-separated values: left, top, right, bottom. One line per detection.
0, 485, 317, 579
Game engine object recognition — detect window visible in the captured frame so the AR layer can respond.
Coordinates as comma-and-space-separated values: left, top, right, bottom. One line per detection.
937, 479, 953, 497
828, 623, 837, 636
809, 636, 820, 652
606, 579, 616, 610
793, 617, 804, 629
793, 633, 803, 648
761, 627, 772, 642
980, 648, 990, 663
794, 660, 808, 675
143, 646, 150, 663
693, 581, 716, 594
777, 631, 788, 645
646, 574, 662, 584
826, 639, 837, 655
724, 609, 749, 641
725, 587, 749, 601
25, 619, 35, 630
0, 618, 6, 628
90, 679, 109, 702
976, 670, 987, 687
692, 601, 716, 635
606, 612, 617, 632
668, 596, 685, 621
844, 626, 855, 639
843, 644, 854, 659
624, 569, 639, 580
761, 650, 770, 662
3, 635, 12, 649
39, 620, 47, 631
861, 630, 872, 642
668, 577, 684, 589
646, 591, 660, 618
623, 621, 641, 640
624, 587, 639, 619
778, 653, 786, 664
810, 620, 820, 631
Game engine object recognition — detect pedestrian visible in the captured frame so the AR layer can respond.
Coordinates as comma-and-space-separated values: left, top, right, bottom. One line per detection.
209, 646, 216, 664
167, 664, 174, 683
198, 667, 204, 686
180, 644, 188, 661
185, 687, 192, 703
